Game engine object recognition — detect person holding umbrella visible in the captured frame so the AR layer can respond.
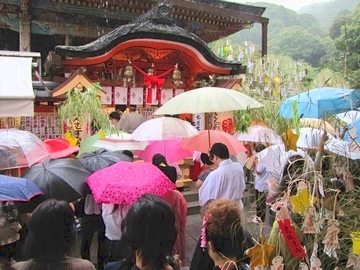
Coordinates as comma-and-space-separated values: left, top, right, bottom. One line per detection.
152, 153, 177, 184
199, 143, 246, 209
118, 105, 146, 134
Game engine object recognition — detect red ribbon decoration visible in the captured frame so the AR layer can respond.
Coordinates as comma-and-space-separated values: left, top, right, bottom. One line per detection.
277, 218, 307, 258
129, 61, 176, 104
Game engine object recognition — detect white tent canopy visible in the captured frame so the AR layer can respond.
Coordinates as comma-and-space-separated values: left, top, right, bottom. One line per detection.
0, 51, 40, 117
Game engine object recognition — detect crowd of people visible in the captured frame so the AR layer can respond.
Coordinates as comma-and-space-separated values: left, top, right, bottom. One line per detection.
1, 103, 357, 270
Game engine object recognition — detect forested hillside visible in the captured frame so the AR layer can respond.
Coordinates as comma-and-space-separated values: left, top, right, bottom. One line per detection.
298, 0, 358, 28
209, 1, 359, 89
207, 1, 359, 133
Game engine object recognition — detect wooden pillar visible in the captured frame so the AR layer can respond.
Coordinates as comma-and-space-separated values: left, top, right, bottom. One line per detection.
261, 21, 268, 57
19, 0, 31, 52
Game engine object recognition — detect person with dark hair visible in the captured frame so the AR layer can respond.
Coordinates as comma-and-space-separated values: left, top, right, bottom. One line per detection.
12, 199, 95, 269
0, 201, 21, 263
199, 143, 246, 209
109, 111, 121, 130
104, 194, 178, 270
115, 105, 127, 116
118, 105, 146, 134
252, 143, 272, 223
122, 150, 134, 161
152, 154, 177, 184
195, 153, 217, 189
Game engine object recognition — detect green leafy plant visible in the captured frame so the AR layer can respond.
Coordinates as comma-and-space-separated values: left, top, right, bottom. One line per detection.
58, 83, 112, 134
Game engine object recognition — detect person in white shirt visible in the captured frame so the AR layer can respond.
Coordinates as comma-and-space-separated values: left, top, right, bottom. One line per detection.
102, 204, 131, 265
199, 143, 246, 210
253, 143, 273, 223
118, 105, 146, 133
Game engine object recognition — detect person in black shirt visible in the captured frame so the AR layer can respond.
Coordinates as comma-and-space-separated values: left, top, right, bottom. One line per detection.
152, 154, 177, 184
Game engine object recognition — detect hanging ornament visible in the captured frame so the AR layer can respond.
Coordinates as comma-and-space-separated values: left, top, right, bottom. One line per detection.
351, 231, 360, 255
64, 130, 78, 146
122, 65, 134, 87
172, 68, 182, 87
270, 255, 284, 270
245, 236, 275, 269
290, 182, 316, 215
346, 249, 360, 269
322, 219, 340, 258
277, 218, 307, 258
281, 128, 299, 151
98, 129, 106, 139
299, 262, 309, 269
128, 60, 177, 104
301, 206, 319, 234
310, 243, 322, 270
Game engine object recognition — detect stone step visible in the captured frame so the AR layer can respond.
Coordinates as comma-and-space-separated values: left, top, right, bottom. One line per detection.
181, 189, 199, 203
187, 201, 201, 216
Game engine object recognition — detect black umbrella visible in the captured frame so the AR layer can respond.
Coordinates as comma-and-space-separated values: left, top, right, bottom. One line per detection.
78, 148, 132, 173
22, 158, 91, 202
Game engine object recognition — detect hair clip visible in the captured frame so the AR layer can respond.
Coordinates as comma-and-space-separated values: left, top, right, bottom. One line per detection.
200, 214, 210, 250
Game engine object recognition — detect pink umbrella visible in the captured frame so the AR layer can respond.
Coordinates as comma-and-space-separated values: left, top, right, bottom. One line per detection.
134, 139, 193, 163
43, 138, 80, 159
180, 129, 247, 155
86, 161, 176, 204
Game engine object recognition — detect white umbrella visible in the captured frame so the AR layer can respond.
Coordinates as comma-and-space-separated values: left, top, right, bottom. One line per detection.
131, 117, 199, 141
336, 110, 360, 124
297, 128, 360, 160
325, 137, 360, 160
92, 133, 149, 151
153, 87, 263, 115
234, 125, 282, 144
256, 144, 308, 180
297, 128, 329, 150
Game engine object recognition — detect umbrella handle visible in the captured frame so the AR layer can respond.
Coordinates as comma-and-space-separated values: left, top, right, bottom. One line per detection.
208, 129, 211, 151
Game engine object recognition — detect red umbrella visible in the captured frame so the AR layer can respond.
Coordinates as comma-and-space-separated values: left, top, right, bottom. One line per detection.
43, 138, 80, 159
86, 161, 176, 205
134, 139, 193, 163
180, 129, 247, 155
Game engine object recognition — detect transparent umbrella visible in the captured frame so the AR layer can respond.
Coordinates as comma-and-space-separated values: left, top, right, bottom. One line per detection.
132, 117, 198, 141
234, 125, 282, 144
0, 128, 49, 170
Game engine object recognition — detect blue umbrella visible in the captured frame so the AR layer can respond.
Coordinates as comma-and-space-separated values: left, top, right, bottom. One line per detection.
279, 87, 360, 119
0, 175, 43, 202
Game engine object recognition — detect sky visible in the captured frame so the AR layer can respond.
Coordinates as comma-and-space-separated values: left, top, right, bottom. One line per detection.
227, 0, 331, 11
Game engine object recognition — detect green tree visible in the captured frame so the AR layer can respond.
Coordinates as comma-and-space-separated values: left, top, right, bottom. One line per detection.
58, 83, 113, 135
270, 26, 327, 67
329, 12, 352, 40
333, 4, 360, 88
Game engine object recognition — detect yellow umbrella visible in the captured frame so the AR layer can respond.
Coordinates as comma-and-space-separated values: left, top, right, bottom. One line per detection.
299, 118, 338, 136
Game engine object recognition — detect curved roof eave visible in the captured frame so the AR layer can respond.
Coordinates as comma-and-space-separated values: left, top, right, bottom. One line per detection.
55, 20, 242, 74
